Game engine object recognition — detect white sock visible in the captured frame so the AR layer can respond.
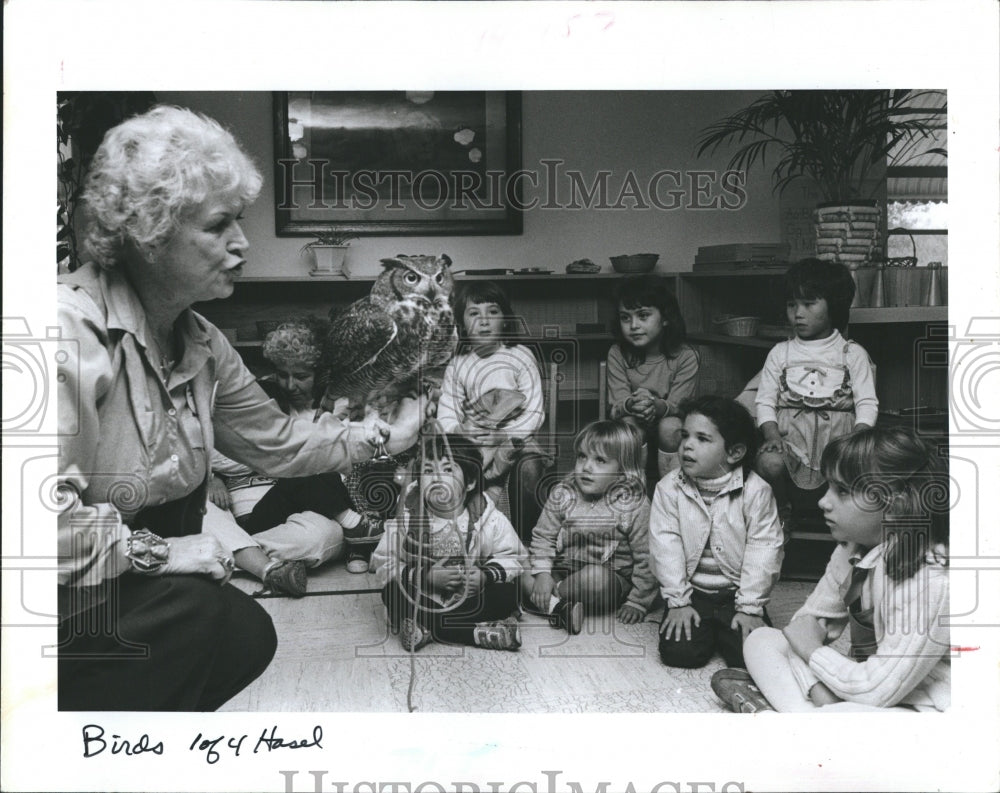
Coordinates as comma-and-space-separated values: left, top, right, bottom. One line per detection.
548, 594, 562, 615
336, 509, 362, 529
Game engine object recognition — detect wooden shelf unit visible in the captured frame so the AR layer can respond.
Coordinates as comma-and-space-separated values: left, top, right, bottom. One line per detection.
198, 268, 948, 420
671, 270, 949, 415
195, 274, 629, 429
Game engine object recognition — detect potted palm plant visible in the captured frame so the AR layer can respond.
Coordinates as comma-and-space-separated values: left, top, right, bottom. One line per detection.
300, 232, 358, 278
696, 90, 945, 268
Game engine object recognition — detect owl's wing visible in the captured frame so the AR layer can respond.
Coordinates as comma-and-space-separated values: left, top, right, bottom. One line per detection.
324, 298, 398, 381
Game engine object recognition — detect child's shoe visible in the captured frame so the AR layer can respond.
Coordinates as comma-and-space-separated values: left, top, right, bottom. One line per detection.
548, 599, 583, 635
473, 616, 522, 651
344, 515, 384, 574
259, 559, 308, 598
399, 617, 432, 652
345, 548, 372, 574
710, 668, 775, 713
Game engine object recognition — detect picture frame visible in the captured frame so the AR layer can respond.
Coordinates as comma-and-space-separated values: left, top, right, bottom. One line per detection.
273, 91, 523, 237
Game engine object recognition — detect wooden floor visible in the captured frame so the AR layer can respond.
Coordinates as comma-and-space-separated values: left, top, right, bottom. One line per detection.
221, 563, 816, 713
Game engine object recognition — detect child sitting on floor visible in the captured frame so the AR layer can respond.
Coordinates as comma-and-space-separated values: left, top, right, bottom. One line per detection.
207, 320, 372, 593
607, 274, 699, 478
755, 258, 878, 522
372, 433, 526, 652
521, 420, 657, 634
436, 280, 551, 543
649, 396, 784, 670
714, 426, 950, 713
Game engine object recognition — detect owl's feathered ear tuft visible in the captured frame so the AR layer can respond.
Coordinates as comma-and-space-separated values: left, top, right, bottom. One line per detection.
439, 254, 452, 268
379, 257, 404, 269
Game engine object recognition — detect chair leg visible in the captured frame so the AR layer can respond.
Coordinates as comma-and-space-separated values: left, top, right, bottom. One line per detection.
598, 360, 608, 420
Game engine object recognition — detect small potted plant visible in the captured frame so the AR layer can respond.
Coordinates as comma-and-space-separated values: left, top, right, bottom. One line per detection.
301, 232, 359, 278
696, 90, 945, 268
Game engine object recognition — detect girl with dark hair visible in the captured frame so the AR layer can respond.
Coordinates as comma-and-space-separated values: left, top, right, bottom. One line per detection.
649, 396, 783, 671
607, 275, 700, 477
755, 258, 878, 514
716, 426, 950, 712
437, 281, 550, 542
372, 433, 526, 652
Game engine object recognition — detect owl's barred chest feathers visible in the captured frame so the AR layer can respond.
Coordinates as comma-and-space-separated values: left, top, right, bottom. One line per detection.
321, 254, 458, 411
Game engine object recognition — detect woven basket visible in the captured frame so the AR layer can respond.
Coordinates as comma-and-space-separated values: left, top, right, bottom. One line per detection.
713, 314, 760, 337
610, 253, 659, 274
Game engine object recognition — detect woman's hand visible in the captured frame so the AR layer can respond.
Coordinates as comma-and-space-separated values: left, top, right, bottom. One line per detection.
207, 474, 231, 510
531, 572, 556, 611
731, 612, 766, 641
384, 396, 429, 456
660, 605, 701, 641
617, 603, 645, 624
782, 616, 827, 661
157, 534, 234, 584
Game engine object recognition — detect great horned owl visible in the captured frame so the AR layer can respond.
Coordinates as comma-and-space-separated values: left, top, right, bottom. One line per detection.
320, 254, 457, 421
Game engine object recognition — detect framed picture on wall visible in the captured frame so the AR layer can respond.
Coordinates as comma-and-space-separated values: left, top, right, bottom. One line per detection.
273, 91, 522, 237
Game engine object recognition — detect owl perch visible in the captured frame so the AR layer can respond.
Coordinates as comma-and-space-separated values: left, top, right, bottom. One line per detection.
318, 254, 457, 438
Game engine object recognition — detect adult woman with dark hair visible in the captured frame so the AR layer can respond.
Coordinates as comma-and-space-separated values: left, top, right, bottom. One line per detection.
57, 106, 423, 710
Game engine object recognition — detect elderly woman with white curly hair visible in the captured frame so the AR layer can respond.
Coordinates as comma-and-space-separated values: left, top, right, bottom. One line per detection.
56, 105, 423, 711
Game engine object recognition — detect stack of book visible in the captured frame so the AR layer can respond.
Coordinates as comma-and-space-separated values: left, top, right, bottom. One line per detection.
694, 243, 790, 270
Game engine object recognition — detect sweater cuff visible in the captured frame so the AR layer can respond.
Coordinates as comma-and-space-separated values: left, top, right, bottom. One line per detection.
531, 561, 553, 576
624, 599, 648, 616
756, 408, 777, 426
401, 562, 429, 598
481, 561, 507, 585
735, 602, 765, 617
808, 644, 849, 678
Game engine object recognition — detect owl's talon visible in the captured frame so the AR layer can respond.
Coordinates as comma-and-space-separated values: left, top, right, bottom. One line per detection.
372, 435, 392, 462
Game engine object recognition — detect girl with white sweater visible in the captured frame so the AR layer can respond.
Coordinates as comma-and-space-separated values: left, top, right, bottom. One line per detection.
715, 426, 950, 712
437, 281, 550, 541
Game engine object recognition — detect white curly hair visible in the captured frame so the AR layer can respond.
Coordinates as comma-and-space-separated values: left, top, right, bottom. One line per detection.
82, 105, 262, 269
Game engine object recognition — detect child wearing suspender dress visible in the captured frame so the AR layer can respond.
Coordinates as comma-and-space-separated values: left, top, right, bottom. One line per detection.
754, 259, 878, 524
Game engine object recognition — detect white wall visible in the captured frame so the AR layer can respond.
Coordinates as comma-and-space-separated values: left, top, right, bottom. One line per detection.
157, 90, 781, 278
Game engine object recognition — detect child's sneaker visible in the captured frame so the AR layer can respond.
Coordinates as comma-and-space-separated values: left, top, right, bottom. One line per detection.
259, 559, 308, 598
710, 668, 775, 713
399, 617, 432, 652
344, 515, 383, 574
345, 548, 372, 574
548, 599, 583, 635
473, 616, 522, 651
